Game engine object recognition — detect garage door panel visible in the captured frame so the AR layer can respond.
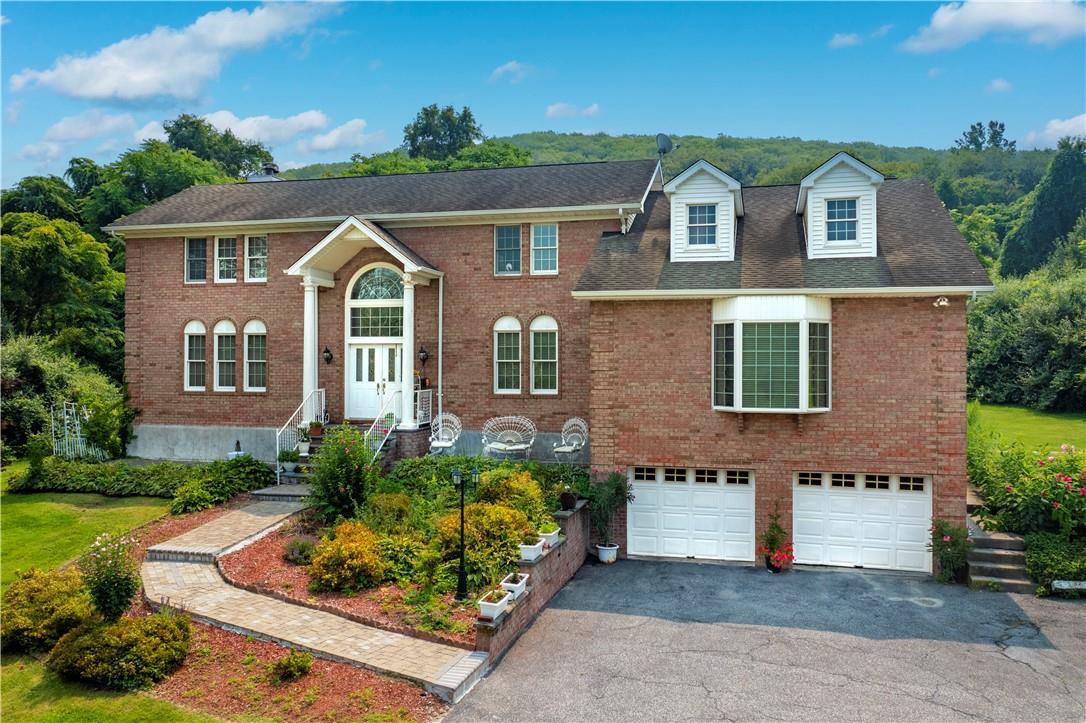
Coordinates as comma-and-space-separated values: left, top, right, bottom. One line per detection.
861, 497, 894, 517
896, 523, 928, 545
723, 514, 752, 535
660, 536, 689, 556
691, 490, 722, 509
860, 546, 892, 568
827, 544, 860, 565
723, 491, 754, 512
634, 487, 659, 507
862, 520, 893, 542
661, 512, 689, 531
723, 540, 754, 561
827, 519, 861, 541
895, 548, 929, 571
828, 496, 860, 515
691, 538, 722, 558
628, 536, 658, 555
794, 493, 825, 514
896, 498, 929, 519
692, 514, 722, 533
662, 489, 693, 508
794, 515, 825, 539
630, 510, 658, 530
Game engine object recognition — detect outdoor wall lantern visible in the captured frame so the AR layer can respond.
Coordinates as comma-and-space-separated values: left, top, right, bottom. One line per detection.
322, 347, 333, 364
418, 347, 429, 368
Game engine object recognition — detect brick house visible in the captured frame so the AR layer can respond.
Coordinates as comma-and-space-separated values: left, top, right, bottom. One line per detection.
107, 153, 992, 573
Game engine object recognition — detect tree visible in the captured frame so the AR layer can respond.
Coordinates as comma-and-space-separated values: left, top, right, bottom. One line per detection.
403, 105, 482, 160
163, 113, 273, 177
349, 151, 435, 177
956, 122, 988, 152
952, 209, 1000, 271
955, 121, 1016, 152
64, 157, 102, 197
444, 140, 530, 170
1, 213, 125, 377
0, 176, 80, 221
985, 121, 1016, 151
1002, 138, 1086, 276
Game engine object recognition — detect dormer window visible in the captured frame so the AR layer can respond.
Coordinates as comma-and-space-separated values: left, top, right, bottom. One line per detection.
688, 204, 717, 245
826, 199, 857, 242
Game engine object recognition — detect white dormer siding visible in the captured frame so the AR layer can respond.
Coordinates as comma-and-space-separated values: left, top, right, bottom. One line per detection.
663, 161, 743, 263
797, 152, 884, 259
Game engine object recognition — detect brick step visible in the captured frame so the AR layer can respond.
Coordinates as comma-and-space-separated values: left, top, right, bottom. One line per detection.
968, 547, 1025, 564
968, 574, 1035, 594
967, 561, 1031, 582
970, 533, 1025, 551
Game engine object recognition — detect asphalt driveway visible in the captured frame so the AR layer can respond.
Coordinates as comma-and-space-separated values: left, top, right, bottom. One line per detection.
450, 560, 1086, 722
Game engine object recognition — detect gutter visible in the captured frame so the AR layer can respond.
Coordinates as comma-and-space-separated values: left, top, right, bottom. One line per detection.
571, 285, 996, 301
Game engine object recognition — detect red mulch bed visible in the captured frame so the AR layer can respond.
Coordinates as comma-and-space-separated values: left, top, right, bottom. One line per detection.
150, 619, 447, 722
219, 526, 479, 648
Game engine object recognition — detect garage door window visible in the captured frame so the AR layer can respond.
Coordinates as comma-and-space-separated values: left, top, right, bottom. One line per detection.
694, 469, 718, 484
899, 476, 926, 492
725, 470, 751, 485
663, 467, 686, 483
797, 471, 823, 486
830, 472, 856, 488
633, 466, 656, 482
864, 474, 890, 490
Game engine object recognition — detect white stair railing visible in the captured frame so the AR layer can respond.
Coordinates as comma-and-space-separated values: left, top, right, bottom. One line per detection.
275, 388, 325, 483
364, 391, 400, 458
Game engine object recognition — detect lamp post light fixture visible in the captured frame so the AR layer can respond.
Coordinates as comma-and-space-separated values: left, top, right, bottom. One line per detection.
322, 347, 334, 364
453, 467, 480, 602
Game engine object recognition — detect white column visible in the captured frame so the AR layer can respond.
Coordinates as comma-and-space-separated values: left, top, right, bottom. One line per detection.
302, 280, 319, 410
400, 275, 417, 429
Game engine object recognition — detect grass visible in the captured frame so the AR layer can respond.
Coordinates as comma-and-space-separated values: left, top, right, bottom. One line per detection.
1, 654, 215, 723
974, 403, 1086, 453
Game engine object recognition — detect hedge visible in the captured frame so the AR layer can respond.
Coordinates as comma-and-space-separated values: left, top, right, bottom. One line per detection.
1024, 533, 1086, 597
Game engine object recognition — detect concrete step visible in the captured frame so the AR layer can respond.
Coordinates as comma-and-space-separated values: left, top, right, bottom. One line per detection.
968, 574, 1035, 594
968, 547, 1026, 564
970, 532, 1025, 551
967, 561, 1031, 582
251, 483, 310, 503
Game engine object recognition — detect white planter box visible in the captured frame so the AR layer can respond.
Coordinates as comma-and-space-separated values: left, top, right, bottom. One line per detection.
281, 462, 298, 473
297, 442, 311, 456
500, 572, 529, 600
519, 539, 544, 561
478, 589, 511, 620
539, 528, 561, 547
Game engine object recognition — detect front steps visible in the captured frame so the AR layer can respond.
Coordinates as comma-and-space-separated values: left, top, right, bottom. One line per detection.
967, 529, 1034, 594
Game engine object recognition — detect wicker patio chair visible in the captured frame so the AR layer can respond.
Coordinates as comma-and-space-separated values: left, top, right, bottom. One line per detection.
429, 412, 462, 456
552, 417, 588, 462
481, 415, 536, 459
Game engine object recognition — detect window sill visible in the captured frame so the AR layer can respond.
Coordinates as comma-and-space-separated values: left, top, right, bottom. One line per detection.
493, 273, 522, 279
529, 270, 559, 277
530, 390, 558, 396
494, 390, 521, 396
213, 388, 237, 393
183, 388, 207, 393
712, 406, 831, 414
214, 279, 238, 284
243, 388, 267, 394
244, 279, 268, 284
184, 280, 206, 285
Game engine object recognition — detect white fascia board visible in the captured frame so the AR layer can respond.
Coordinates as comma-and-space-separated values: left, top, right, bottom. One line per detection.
663, 159, 742, 193
571, 285, 995, 301
285, 216, 436, 277
796, 152, 885, 214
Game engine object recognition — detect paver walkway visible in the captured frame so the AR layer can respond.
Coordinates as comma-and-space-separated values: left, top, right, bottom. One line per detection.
141, 499, 486, 702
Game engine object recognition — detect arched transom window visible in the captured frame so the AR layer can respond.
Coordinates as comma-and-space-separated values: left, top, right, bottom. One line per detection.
348, 267, 404, 338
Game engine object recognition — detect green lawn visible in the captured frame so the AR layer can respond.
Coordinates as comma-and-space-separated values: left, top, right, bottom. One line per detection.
974, 403, 1086, 453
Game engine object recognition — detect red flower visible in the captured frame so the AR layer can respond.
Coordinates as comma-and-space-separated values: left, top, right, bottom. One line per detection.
1079, 488, 1086, 495
1038, 460, 1046, 466
943, 535, 951, 542
1052, 501, 1062, 509
1005, 485, 1014, 493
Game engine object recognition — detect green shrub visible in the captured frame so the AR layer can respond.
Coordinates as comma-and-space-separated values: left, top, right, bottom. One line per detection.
363, 492, 412, 534
435, 503, 532, 590
929, 519, 971, 583
973, 442, 1086, 537
48, 611, 191, 690
268, 650, 313, 683
384, 454, 502, 499
1025, 533, 1086, 597
201, 455, 276, 502
476, 466, 548, 527
283, 536, 317, 565
586, 469, 634, 546
377, 534, 425, 582
307, 425, 382, 521
9, 457, 195, 497
170, 478, 216, 514
79, 533, 139, 621
0, 568, 96, 652
309, 521, 388, 592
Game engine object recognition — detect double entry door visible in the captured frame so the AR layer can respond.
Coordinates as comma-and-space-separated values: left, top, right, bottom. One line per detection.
347, 344, 402, 420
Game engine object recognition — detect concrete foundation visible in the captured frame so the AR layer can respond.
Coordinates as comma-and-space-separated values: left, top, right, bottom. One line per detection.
129, 424, 277, 463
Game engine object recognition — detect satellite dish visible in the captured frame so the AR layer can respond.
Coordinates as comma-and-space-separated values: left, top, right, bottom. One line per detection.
656, 133, 673, 155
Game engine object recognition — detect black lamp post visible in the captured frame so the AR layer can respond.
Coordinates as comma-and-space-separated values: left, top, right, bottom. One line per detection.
453, 467, 479, 602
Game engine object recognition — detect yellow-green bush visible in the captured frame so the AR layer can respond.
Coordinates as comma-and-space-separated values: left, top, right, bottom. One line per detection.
475, 467, 548, 528
436, 503, 533, 590
1, 568, 96, 652
309, 521, 388, 592
364, 492, 412, 533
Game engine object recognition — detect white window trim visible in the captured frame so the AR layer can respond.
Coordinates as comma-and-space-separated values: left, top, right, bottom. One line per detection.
711, 319, 832, 414
825, 196, 860, 246
244, 234, 268, 283
243, 320, 267, 392
345, 264, 406, 342
530, 223, 559, 276
687, 203, 719, 247
213, 320, 237, 392
184, 237, 207, 284
493, 317, 522, 394
183, 321, 206, 391
529, 316, 558, 395
494, 225, 522, 277
214, 236, 238, 283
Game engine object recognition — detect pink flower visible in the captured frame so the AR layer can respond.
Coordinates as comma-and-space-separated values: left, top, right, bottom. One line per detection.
1005, 485, 1014, 493
1061, 444, 1069, 452
1079, 488, 1085, 495
1052, 501, 1062, 509
943, 535, 951, 542
1038, 460, 1046, 466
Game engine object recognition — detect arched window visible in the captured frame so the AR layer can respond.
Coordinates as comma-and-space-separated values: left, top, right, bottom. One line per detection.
493, 316, 522, 394
213, 320, 237, 391
243, 319, 267, 392
183, 320, 206, 391
348, 267, 404, 338
530, 315, 558, 394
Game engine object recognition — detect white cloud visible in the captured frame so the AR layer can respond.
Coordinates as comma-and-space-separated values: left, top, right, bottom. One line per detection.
203, 109, 328, 144
43, 109, 135, 142
278, 160, 308, 171
871, 24, 894, 38
545, 102, 600, 119
1024, 114, 1086, 148
297, 119, 384, 153
828, 32, 862, 48
18, 141, 64, 162
134, 120, 167, 142
10, 2, 338, 100
490, 60, 532, 84
927, 67, 944, 78
5, 99, 23, 124
987, 77, 1013, 93
1, 15, 10, 26
902, 0, 1086, 53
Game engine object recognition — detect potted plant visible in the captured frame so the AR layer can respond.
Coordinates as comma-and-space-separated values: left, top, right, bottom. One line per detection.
477, 586, 512, 621
308, 419, 323, 438
588, 468, 634, 564
278, 448, 300, 473
296, 427, 311, 456
538, 520, 561, 547
757, 510, 795, 573
559, 486, 578, 511
500, 571, 529, 600
519, 531, 544, 562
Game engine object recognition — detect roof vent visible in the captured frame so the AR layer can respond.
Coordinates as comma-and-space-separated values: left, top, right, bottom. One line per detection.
248, 161, 282, 182
263, 161, 280, 176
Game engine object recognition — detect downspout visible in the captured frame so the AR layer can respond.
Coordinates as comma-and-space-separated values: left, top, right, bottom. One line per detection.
437, 274, 444, 420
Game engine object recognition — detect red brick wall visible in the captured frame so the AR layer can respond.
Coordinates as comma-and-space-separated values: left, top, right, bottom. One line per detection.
588, 296, 969, 551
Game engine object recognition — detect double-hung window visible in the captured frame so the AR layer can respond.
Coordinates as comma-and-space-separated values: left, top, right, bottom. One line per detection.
243, 320, 267, 392
530, 315, 558, 394
530, 223, 558, 274
688, 204, 717, 245
215, 237, 237, 282
183, 321, 206, 391
185, 238, 207, 283
213, 320, 237, 391
494, 225, 521, 275
826, 199, 857, 242
245, 235, 268, 282
494, 316, 521, 393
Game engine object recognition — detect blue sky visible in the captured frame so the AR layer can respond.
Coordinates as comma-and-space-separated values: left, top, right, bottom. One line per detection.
2, 1, 1084, 185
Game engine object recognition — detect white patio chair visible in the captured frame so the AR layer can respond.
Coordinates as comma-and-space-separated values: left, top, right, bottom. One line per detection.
553, 417, 588, 462
429, 412, 462, 456
481, 416, 536, 459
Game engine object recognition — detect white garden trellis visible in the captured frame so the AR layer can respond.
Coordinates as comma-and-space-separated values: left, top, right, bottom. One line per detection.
51, 401, 107, 461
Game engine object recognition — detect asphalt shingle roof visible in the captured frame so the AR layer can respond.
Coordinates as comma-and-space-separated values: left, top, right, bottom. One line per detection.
575, 179, 993, 292
107, 159, 659, 228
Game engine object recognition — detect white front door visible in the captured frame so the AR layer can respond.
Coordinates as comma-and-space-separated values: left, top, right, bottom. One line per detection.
347, 344, 402, 419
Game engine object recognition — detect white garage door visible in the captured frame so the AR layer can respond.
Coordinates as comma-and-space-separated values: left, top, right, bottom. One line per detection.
627, 466, 755, 561
793, 472, 932, 572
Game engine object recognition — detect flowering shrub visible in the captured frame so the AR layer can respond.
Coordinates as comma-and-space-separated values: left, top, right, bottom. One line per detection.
308, 424, 382, 521
976, 444, 1086, 537
928, 519, 971, 583
78, 533, 139, 621
476, 467, 548, 527
758, 542, 796, 568
757, 511, 795, 569
309, 521, 388, 592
